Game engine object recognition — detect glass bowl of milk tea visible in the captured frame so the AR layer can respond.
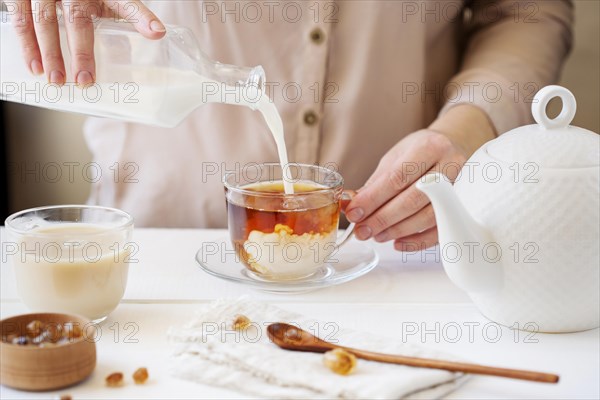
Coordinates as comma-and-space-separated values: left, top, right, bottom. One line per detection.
4, 206, 133, 323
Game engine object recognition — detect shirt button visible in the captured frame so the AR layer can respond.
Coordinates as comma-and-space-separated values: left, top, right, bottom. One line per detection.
309, 28, 325, 44
303, 110, 319, 126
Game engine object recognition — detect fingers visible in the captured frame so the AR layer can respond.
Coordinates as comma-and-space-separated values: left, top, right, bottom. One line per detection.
104, 0, 166, 39
347, 132, 460, 226
11, 0, 44, 75
31, 0, 66, 84
340, 189, 357, 213
394, 227, 438, 252
354, 183, 431, 240
9, 0, 164, 86
374, 204, 436, 243
62, 0, 96, 86
62, 0, 166, 86
346, 155, 433, 225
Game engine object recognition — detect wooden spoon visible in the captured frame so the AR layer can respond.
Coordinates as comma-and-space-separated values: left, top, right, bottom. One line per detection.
266, 323, 559, 383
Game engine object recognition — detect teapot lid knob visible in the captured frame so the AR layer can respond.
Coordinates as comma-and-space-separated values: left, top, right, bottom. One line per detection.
532, 85, 577, 130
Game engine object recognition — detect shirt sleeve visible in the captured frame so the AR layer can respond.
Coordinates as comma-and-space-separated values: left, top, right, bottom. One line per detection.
440, 0, 574, 135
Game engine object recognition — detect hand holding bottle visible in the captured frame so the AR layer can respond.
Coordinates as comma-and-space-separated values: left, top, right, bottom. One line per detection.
7, 0, 166, 86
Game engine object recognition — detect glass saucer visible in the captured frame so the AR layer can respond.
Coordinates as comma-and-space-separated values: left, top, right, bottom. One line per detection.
195, 237, 379, 293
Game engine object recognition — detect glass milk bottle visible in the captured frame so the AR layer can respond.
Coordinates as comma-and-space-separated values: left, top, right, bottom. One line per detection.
0, 11, 265, 127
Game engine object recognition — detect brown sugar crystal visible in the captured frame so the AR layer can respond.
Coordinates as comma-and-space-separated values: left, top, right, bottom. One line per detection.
133, 367, 149, 384
323, 348, 357, 375
105, 372, 124, 387
231, 314, 252, 330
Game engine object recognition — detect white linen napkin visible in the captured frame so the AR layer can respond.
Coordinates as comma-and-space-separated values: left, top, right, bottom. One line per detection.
168, 299, 468, 399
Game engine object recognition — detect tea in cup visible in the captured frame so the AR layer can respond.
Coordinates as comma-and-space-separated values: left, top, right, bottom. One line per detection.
4, 206, 134, 323
224, 163, 354, 280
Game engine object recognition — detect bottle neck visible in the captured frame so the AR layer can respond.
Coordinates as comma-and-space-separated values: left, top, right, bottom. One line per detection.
202, 62, 265, 109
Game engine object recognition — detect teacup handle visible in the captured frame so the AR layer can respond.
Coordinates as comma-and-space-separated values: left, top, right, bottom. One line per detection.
337, 190, 356, 247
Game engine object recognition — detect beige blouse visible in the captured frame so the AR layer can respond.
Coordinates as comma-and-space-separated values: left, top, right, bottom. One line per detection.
84, 0, 573, 227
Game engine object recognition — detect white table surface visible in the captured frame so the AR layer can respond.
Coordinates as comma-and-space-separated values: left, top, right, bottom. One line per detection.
1, 228, 598, 399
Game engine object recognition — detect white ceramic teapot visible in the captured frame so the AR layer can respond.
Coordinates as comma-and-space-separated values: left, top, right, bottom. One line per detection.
417, 86, 599, 333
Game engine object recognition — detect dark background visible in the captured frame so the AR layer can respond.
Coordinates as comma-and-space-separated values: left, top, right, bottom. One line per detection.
1, 102, 7, 221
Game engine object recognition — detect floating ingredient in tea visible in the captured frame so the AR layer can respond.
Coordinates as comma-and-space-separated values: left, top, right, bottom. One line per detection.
106, 372, 124, 387
243, 223, 336, 276
133, 367, 149, 384
323, 348, 357, 376
231, 314, 252, 331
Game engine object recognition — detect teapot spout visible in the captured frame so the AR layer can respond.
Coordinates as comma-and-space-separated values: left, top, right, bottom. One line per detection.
417, 173, 503, 293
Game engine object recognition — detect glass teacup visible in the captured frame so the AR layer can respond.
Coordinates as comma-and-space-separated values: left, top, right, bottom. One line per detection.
4, 205, 134, 323
224, 163, 354, 280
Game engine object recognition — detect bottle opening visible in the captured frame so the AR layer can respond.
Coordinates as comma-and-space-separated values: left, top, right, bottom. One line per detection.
249, 66, 266, 93
244, 65, 266, 110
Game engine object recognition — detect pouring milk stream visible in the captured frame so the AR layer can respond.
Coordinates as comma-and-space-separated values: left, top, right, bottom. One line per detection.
0, 12, 295, 194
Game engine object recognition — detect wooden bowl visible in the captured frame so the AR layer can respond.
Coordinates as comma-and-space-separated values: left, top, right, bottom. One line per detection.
0, 313, 96, 391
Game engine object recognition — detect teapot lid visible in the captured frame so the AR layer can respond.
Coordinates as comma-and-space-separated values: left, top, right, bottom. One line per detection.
486, 86, 599, 168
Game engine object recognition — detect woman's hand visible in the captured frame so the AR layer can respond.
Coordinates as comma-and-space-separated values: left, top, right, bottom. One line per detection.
10, 0, 166, 85
345, 104, 496, 251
